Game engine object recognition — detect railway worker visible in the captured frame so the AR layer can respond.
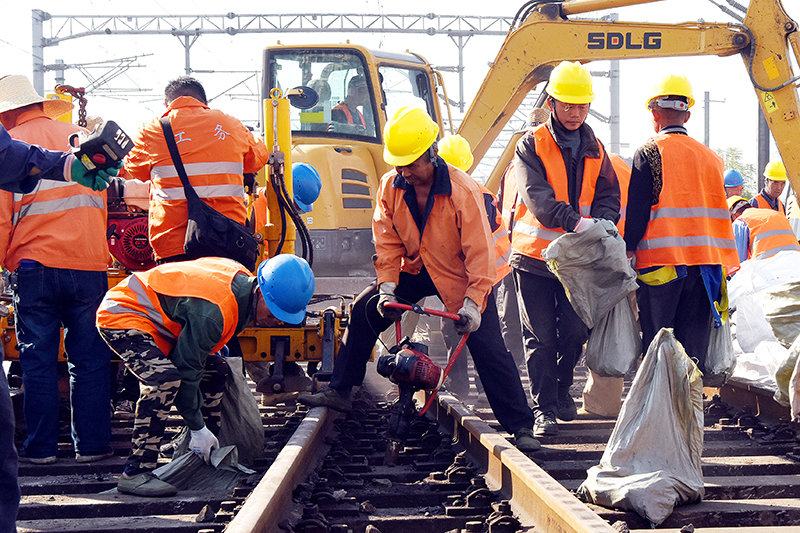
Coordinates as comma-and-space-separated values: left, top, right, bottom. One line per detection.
729, 197, 800, 261
329, 75, 371, 135
119, 75, 269, 265
96, 255, 315, 497
298, 107, 541, 453
512, 61, 620, 438
750, 160, 787, 214
624, 73, 738, 373
724, 169, 746, 199
0, 75, 116, 466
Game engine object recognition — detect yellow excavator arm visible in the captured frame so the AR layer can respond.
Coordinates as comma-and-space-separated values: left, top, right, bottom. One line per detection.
460, 0, 800, 194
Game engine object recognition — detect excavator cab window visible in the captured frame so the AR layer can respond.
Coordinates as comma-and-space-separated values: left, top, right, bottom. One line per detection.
379, 65, 436, 123
266, 49, 378, 141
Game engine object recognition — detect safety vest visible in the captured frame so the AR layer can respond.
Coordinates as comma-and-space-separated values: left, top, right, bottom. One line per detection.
332, 103, 366, 128
737, 208, 800, 260
480, 184, 511, 283
753, 192, 786, 215
609, 154, 630, 236
97, 257, 249, 355
635, 133, 738, 269
510, 124, 603, 261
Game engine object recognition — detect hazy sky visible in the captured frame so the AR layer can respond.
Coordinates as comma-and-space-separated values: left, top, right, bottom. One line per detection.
1, 1, 796, 180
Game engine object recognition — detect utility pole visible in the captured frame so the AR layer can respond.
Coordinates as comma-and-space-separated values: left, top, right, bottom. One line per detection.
757, 108, 770, 191
703, 90, 725, 147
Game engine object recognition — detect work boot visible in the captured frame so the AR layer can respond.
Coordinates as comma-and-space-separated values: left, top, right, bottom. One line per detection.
513, 428, 541, 453
556, 394, 577, 422
297, 387, 352, 412
534, 411, 559, 437
76, 449, 114, 463
117, 472, 178, 497
113, 400, 136, 420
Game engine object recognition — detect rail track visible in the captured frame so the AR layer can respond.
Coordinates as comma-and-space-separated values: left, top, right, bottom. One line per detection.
11, 361, 800, 533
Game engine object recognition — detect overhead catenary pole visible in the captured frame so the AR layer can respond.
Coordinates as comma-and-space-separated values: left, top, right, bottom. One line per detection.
757, 108, 770, 191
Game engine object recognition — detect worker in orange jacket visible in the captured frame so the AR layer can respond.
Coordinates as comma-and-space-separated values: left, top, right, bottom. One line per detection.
0, 75, 115, 467
625, 74, 738, 373
751, 160, 787, 214
97, 255, 314, 497
729, 197, 800, 261
120, 76, 269, 263
299, 108, 539, 453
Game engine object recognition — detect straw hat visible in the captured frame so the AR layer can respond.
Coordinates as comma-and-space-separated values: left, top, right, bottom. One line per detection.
0, 75, 74, 119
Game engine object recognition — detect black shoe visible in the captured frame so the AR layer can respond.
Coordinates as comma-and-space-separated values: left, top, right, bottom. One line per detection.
557, 395, 577, 422
534, 411, 558, 437
513, 428, 541, 453
297, 387, 352, 412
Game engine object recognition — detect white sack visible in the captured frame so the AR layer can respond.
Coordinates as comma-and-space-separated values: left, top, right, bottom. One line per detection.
761, 281, 800, 348
577, 328, 704, 526
731, 294, 777, 353
730, 340, 784, 391
584, 294, 641, 377
542, 220, 638, 329
789, 352, 800, 422
774, 334, 800, 406
704, 321, 736, 387
582, 369, 624, 418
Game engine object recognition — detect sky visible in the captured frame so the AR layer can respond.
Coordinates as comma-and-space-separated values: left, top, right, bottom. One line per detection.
1, 0, 796, 183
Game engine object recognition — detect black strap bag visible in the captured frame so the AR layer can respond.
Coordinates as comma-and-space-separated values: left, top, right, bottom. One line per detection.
160, 117, 259, 271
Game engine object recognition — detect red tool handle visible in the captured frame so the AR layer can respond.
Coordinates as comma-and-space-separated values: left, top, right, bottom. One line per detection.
383, 301, 463, 322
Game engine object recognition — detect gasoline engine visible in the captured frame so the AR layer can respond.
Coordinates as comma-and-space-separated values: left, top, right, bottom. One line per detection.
106, 180, 156, 272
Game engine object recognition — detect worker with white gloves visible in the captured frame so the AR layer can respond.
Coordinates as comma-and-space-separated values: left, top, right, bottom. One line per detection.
299, 107, 540, 453
189, 426, 219, 464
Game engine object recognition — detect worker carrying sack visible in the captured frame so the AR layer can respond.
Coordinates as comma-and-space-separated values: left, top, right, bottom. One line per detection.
577, 328, 705, 527
160, 117, 259, 271
704, 319, 736, 386
584, 293, 641, 377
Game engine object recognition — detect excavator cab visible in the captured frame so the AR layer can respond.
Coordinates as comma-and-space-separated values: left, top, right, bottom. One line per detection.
263, 45, 445, 279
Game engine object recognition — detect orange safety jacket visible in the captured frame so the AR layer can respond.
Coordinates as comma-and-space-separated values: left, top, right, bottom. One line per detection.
511, 124, 603, 261
332, 103, 366, 128
479, 184, 511, 283
752, 192, 786, 215
634, 133, 738, 270
737, 207, 800, 260
373, 162, 495, 314
120, 96, 269, 260
96, 257, 249, 356
0, 108, 109, 272
609, 154, 631, 236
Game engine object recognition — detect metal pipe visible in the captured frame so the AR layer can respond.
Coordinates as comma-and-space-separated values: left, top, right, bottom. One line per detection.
562, 0, 664, 16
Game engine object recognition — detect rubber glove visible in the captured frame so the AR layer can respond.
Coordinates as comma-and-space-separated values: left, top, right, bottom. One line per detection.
70, 158, 121, 191
455, 297, 481, 335
188, 426, 219, 464
377, 282, 404, 322
573, 216, 595, 233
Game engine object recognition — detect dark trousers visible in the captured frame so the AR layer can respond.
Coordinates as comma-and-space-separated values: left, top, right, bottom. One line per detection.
514, 269, 589, 415
1, 352, 19, 533
330, 270, 534, 433
636, 265, 713, 371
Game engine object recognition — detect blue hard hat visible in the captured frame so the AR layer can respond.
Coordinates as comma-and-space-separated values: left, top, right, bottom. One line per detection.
257, 254, 315, 324
292, 162, 322, 213
724, 169, 745, 187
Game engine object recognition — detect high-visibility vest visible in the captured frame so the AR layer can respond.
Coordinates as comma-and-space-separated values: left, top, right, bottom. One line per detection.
737, 208, 800, 260
97, 257, 249, 355
753, 192, 786, 215
479, 184, 511, 283
609, 154, 630, 236
635, 133, 738, 269
332, 103, 366, 128
510, 124, 603, 261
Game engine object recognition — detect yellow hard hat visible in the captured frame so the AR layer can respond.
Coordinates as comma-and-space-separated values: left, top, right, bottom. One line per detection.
727, 195, 749, 212
383, 107, 439, 166
437, 134, 474, 172
646, 73, 695, 110
764, 160, 787, 182
545, 61, 594, 105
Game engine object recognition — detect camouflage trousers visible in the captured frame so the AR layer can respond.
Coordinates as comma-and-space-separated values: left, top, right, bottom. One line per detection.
98, 328, 230, 474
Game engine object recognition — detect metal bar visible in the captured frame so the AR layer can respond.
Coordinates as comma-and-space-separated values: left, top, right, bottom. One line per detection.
562, 0, 665, 16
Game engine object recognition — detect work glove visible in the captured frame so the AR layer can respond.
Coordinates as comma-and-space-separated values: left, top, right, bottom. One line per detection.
188, 425, 219, 464
455, 297, 481, 335
377, 282, 404, 322
573, 216, 595, 233
69, 157, 121, 191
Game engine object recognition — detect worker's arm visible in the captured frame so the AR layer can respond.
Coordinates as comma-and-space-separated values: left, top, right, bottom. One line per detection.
239, 122, 269, 174
0, 191, 15, 267
0, 126, 71, 193
624, 146, 657, 253
456, 184, 496, 310
118, 122, 154, 182
732, 219, 751, 262
372, 174, 407, 285
159, 294, 225, 431
514, 133, 580, 232
589, 151, 621, 224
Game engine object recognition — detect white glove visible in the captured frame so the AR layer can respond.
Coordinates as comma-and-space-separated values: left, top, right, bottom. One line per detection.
189, 426, 219, 464
573, 217, 595, 233
455, 297, 481, 335
377, 282, 404, 322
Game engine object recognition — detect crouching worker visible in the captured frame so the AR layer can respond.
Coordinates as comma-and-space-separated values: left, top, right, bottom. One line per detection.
96, 255, 315, 497
298, 107, 539, 453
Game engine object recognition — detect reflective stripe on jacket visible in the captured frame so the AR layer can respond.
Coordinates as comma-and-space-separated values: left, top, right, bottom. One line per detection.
0, 109, 109, 272
609, 154, 630, 236
96, 257, 249, 355
752, 192, 786, 215
635, 133, 738, 269
511, 124, 603, 261
373, 162, 495, 313
737, 207, 800, 260
120, 96, 269, 260
480, 184, 511, 283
